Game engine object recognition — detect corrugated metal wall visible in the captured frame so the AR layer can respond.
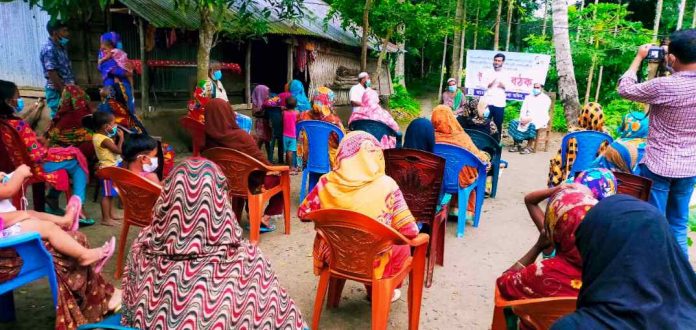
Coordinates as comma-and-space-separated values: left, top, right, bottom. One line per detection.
0, 2, 51, 89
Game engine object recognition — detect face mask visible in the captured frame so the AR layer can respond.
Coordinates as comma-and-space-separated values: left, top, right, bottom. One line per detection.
15, 98, 24, 112
365, 79, 372, 88
59, 37, 69, 46
116, 41, 123, 50
212, 70, 223, 81
448, 85, 457, 92
1, 173, 11, 184
106, 126, 117, 137
532, 88, 541, 96
483, 108, 490, 118
142, 156, 158, 173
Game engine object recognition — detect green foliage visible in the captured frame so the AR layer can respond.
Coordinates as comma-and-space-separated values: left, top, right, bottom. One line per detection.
389, 84, 420, 117
17, 0, 111, 21
689, 205, 696, 247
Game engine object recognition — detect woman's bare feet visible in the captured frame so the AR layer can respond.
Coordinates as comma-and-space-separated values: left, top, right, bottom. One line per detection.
78, 246, 107, 266
101, 218, 119, 226
262, 215, 272, 227
110, 213, 123, 221
108, 288, 122, 311
61, 204, 77, 230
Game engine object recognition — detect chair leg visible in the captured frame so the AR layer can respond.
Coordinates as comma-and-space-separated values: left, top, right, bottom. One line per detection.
436, 218, 446, 266
456, 190, 470, 238
248, 194, 263, 245
299, 170, 309, 204
371, 281, 393, 330
326, 278, 346, 309
115, 222, 131, 280
281, 174, 291, 235
0, 292, 16, 322
311, 271, 331, 330
409, 245, 427, 330
491, 305, 507, 330
491, 164, 500, 199
473, 178, 486, 228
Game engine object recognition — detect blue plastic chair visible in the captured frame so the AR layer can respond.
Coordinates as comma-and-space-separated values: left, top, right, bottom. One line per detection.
465, 129, 507, 198
77, 313, 136, 330
296, 120, 345, 203
560, 131, 613, 180
236, 113, 252, 134
433, 143, 487, 238
348, 120, 403, 148
0, 232, 59, 322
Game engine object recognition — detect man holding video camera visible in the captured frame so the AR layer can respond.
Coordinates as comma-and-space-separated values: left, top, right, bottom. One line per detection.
618, 29, 696, 257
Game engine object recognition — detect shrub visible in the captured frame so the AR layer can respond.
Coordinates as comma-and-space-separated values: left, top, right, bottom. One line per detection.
389, 84, 420, 117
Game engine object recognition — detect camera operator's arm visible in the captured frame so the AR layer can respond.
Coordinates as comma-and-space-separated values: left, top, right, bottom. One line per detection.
618, 44, 662, 104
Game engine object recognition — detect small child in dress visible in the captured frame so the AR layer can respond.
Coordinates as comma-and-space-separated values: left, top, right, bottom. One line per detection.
98, 33, 134, 87
123, 133, 161, 185
0, 165, 115, 272
90, 111, 123, 226
283, 96, 300, 174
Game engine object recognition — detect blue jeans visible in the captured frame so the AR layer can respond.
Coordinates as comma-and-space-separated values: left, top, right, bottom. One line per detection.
45, 87, 61, 118
488, 105, 505, 141
43, 160, 87, 203
639, 164, 696, 257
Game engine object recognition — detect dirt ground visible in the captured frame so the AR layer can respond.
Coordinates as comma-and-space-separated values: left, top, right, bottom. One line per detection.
3, 97, 696, 330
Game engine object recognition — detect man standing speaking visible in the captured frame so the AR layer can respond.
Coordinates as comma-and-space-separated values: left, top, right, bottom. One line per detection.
481, 53, 510, 140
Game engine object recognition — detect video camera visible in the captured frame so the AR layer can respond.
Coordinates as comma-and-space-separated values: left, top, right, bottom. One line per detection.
645, 45, 665, 63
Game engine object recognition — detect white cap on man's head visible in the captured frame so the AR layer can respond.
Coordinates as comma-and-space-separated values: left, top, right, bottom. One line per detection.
358, 72, 369, 79
447, 78, 456, 84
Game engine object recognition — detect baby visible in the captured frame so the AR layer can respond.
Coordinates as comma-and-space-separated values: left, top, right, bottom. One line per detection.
98, 32, 134, 87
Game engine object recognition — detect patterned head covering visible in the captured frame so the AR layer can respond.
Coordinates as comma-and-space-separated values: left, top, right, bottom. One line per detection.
617, 111, 649, 139
251, 84, 270, 114
578, 102, 605, 131
311, 86, 335, 117
348, 88, 400, 135
100, 32, 121, 47
122, 158, 305, 329
545, 184, 598, 267
289, 80, 311, 111
574, 168, 617, 201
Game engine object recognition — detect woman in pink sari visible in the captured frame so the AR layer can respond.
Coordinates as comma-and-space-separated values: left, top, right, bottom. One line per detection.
348, 89, 401, 149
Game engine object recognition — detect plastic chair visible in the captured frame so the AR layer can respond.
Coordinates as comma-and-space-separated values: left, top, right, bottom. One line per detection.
560, 131, 613, 179
466, 129, 507, 198
296, 120, 345, 203
179, 116, 205, 157
613, 171, 652, 202
236, 112, 253, 134
0, 232, 59, 322
77, 313, 136, 330
531, 92, 556, 152
202, 148, 291, 244
303, 209, 429, 330
349, 119, 403, 149
384, 149, 446, 288
267, 106, 284, 163
492, 286, 576, 330
433, 143, 487, 238
97, 167, 162, 280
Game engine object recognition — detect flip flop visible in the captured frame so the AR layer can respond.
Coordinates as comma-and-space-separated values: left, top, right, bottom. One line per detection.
260, 224, 276, 233
67, 196, 82, 232
94, 237, 116, 273
79, 218, 96, 227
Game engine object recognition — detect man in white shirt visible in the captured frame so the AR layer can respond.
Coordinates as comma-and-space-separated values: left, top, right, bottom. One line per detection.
480, 53, 510, 140
349, 72, 371, 112
507, 83, 551, 154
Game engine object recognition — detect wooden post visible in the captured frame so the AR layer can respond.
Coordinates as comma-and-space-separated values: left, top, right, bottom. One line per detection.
138, 17, 149, 115
286, 39, 294, 83
245, 42, 252, 106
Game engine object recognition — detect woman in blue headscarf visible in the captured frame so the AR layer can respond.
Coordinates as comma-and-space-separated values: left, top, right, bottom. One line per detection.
591, 111, 649, 175
552, 195, 696, 329
403, 118, 435, 152
97, 32, 140, 130
289, 80, 311, 111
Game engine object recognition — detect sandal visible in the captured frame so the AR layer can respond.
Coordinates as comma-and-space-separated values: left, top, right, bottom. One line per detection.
79, 218, 96, 227
243, 223, 277, 233
508, 145, 520, 153
94, 237, 116, 273
66, 196, 82, 232
519, 147, 532, 155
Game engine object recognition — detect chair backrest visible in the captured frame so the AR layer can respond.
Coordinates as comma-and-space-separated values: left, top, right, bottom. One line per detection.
560, 131, 613, 175
384, 149, 445, 225
349, 119, 401, 148
0, 120, 44, 181
179, 116, 205, 156
303, 209, 410, 281
266, 107, 283, 138
202, 147, 268, 197
493, 286, 576, 330
613, 171, 652, 202
236, 113, 253, 134
296, 120, 345, 173
433, 143, 486, 194
97, 167, 162, 227
465, 129, 501, 161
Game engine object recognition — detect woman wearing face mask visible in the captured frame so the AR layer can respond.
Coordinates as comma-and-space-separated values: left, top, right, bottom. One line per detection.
442, 78, 466, 115
199, 60, 229, 102
123, 133, 161, 185
508, 83, 551, 154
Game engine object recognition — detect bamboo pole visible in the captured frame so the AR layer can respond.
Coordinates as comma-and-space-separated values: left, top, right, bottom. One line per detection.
245, 42, 252, 106
286, 39, 294, 83
138, 17, 149, 114
676, 0, 686, 29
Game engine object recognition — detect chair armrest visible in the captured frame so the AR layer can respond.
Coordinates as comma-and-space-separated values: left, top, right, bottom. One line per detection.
408, 233, 430, 247
0, 232, 41, 248
264, 165, 290, 173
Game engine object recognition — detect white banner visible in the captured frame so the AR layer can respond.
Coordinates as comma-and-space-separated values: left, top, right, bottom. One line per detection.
464, 50, 551, 101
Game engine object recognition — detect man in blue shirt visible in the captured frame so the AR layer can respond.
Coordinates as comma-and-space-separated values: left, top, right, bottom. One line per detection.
40, 21, 75, 118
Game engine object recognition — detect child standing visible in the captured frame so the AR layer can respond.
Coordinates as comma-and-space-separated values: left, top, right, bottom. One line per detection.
91, 111, 123, 226
282, 97, 300, 174
123, 133, 161, 185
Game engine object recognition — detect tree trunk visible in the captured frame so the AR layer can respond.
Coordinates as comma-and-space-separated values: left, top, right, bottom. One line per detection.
138, 18, 149, 114
514, 7, 521, 50
456, 0, 467, 87
693, 2, 696, 28
505, 0, 514, 51
361, 0, 372, 71
494, 0, 503, 50
594, 65, 603, 102
575, 0, 584, 42
552, 0, 582, 126
584, 56, 596, 104
420, 46, 425, 78
653, 0, 663, 41
197, 7, 215, 81
473, 5, 480, 49
450, 0, 464, 81
438, 33, 449, 103
676, 0, 687, 29
375, 27, 394, 86
394, 26, 406, 86
542, 0, 549, 37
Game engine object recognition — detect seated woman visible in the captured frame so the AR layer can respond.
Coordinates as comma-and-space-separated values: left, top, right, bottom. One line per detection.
0, 80, 89, 217
349, 89, 402, 149
403, 118, 435, 152
457, 97, 498, 139
298, 131, 419, 301
431, 105, 490, 218
204, 98, 283, 231
548, 102, 610, 187
122, 133, 161, 185
121, 159, 305, 329
591, 111, 648, 175
497, 184, 597, 300
297, 86, 345, 172
46, 85, 94, 160
552, 195, 696, 329
571, 168, 617, 201
442, 78, 465, 115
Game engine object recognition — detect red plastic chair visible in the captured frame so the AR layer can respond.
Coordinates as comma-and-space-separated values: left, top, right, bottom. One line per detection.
202, 148, 291, 244
492, 286, 577, 330
613, 171, 652, 202
384, 148, 446, 288
303, 209, 429, 330
97, 167, 162, 280
179, 116, 205, 157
